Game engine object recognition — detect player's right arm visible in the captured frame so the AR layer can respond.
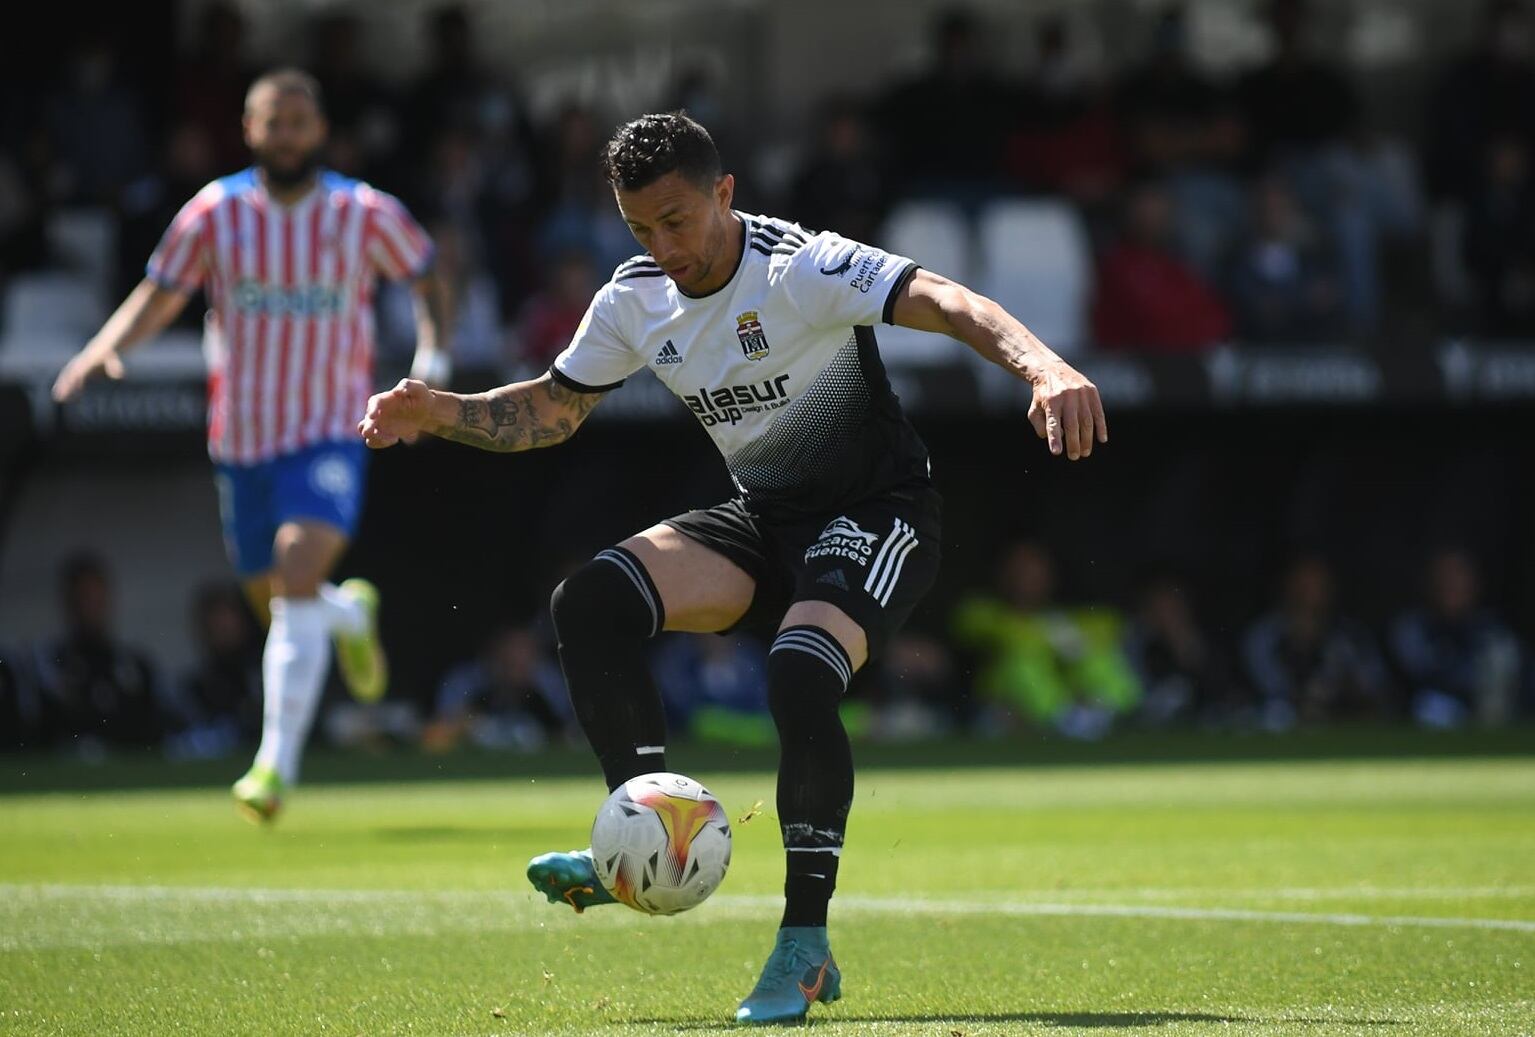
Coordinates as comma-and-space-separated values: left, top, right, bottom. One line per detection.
52, 280, 192, 402
359, 372, 606, 452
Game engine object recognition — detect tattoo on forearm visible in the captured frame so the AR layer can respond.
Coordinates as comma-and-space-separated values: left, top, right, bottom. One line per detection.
435, 378, 604, 452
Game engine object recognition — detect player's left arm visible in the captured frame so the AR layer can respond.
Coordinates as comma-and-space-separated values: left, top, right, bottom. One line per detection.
890, 268, 1107, 460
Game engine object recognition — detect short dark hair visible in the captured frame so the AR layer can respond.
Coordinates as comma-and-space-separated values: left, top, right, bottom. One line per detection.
245, 68, 324, 114
601, 112, 721, 193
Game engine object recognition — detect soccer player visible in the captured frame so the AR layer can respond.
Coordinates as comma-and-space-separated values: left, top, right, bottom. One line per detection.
359, 113, 1105, 1024
52, 69, 447, 823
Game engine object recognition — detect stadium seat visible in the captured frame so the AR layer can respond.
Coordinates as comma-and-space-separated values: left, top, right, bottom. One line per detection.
874, 202, 971, 366
2, 273, 104, 343
878, 201, 971, 286
975, 198, 1092, 359
48, 207, 116, 301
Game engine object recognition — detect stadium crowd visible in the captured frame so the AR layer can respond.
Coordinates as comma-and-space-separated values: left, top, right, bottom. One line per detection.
3, 1, 1534, 758
1, 540, 1527, 758
4, 1, 1535, 363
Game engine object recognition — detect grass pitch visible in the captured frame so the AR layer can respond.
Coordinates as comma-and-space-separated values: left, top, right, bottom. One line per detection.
1, 746, 1532, 1036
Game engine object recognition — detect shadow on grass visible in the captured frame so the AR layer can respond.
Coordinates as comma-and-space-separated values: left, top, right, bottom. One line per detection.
643, 1011, 1404, 1030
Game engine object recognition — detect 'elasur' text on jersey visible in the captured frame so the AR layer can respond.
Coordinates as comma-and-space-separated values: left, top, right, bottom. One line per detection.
551, 213, 929, 519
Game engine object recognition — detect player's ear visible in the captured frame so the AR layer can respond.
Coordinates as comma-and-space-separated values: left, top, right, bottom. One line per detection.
715, 173, 734, 212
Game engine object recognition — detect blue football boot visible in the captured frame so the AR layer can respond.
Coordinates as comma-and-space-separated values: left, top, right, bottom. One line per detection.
526, 849, 616, 914
735, 926, 841, 1025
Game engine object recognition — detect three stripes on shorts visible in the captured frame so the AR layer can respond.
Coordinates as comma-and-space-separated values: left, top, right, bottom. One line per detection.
863, 519, 918, 607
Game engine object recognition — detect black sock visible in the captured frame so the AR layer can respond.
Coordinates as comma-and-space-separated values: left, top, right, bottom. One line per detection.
550, 547, 667, 791
768, 625, 854, 929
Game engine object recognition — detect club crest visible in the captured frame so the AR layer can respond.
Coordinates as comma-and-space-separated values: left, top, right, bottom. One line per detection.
736, 310, 770, 361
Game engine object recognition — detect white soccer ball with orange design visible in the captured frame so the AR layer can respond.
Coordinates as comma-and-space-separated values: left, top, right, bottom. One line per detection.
590, 772, 732, 915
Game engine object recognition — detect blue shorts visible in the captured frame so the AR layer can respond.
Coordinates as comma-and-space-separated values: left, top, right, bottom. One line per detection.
214, 440, 369, 576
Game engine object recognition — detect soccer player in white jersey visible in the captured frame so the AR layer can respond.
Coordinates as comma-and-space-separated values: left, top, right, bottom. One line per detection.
360, 112, 1105, 1024
53, 70, 447, 823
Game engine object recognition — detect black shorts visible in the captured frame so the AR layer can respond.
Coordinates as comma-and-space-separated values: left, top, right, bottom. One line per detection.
662, 480, 942, 659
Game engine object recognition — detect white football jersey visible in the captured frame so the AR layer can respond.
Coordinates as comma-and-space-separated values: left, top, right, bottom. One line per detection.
551, 212, 931, 518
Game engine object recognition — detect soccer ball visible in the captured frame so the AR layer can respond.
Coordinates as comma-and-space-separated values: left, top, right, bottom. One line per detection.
590, 772, 732, 915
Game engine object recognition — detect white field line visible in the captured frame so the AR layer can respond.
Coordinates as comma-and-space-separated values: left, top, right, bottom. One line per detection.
0, 883, 1531, 954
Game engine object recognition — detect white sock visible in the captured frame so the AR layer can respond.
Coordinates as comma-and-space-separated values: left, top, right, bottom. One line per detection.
317, 582, 368, 637
253, 597, 332, 785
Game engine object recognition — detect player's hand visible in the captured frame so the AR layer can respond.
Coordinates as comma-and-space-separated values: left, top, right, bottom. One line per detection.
52, 349, 125, 403
360, 378, 435, 448
1027, 360, 1107, 460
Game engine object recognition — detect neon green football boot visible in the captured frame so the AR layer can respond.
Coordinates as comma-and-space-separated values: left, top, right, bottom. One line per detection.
735, 926, 841, 1025
333, 578, 387, 703
231, 764, 284, 824
526, 849, 617, 913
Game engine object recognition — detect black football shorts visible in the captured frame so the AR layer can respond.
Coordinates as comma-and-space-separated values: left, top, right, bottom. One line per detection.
662, 479, 942, 659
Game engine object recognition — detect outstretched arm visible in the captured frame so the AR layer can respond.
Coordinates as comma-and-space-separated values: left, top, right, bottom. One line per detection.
359, 372, 606, 452
889, 268, 1107, 460
53, 279, 191, 402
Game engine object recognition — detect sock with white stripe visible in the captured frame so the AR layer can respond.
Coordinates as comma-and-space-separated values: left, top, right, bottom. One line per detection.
769, 625, 854, 929
253, 596, 332, 785
317, 582, 368, 637
550, 547, 668, 791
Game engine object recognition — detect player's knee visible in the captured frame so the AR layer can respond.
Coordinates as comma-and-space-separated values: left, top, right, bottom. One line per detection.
550, 549, 663, 644
767, 627, 851, 729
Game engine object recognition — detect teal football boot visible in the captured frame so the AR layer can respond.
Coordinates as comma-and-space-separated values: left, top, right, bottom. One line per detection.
735, 926, 841, 1025
526, 849, 617, 913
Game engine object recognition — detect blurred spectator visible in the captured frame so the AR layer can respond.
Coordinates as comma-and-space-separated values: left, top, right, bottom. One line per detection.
1124, 577, 1231, 725
516, 249, 597, 369
311, 13, 401, 180
175, 2, 255, 172
168, 582, 262, 759
1115, 6, 1247, 275
1242, 555, 1390, 729
0, 650, 46, 751
116, 122, 217, 307
422, 623, 568, 752
28, 552, 167, 752
952, 541, 1140, 739
1390, 549, 1523, 728
1237, 0, 1419, 335
1425, 0, 1535, 205
0, 148, 47, 280
1237, 0, 1356, 170
1462, 134, 1535, 336
874, 7, 1018, 197
1007, 15, 1124, 205
1092, 179, 1230, 352
855, 631, 960, 742
1226, 176, 1344, 341
788, 98, 890, 244
536, 102, 634, 276
44, 38, 151, 204
653, 633, 773, 747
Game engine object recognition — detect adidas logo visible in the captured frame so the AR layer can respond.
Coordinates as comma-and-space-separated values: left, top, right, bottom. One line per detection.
655, 340, 683, 365
815, 569, 850, 590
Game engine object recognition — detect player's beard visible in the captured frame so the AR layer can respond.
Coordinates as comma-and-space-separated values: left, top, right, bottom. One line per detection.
257, 146, 323, 190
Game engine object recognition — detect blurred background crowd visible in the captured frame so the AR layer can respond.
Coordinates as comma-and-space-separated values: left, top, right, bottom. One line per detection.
2, 0, 1533, 759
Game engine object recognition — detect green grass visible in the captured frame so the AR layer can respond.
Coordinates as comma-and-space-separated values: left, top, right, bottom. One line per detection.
2, 752, 1532, 1036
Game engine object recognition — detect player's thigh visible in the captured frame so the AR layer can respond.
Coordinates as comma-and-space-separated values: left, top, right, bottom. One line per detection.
787, 483, 942, 671
621, 524, 756, 634
268, 441, 368, 597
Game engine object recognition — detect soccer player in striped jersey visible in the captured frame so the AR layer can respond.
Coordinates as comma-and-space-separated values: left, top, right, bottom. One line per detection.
53, 69, 447, 823
360, 112, 1105, 1024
